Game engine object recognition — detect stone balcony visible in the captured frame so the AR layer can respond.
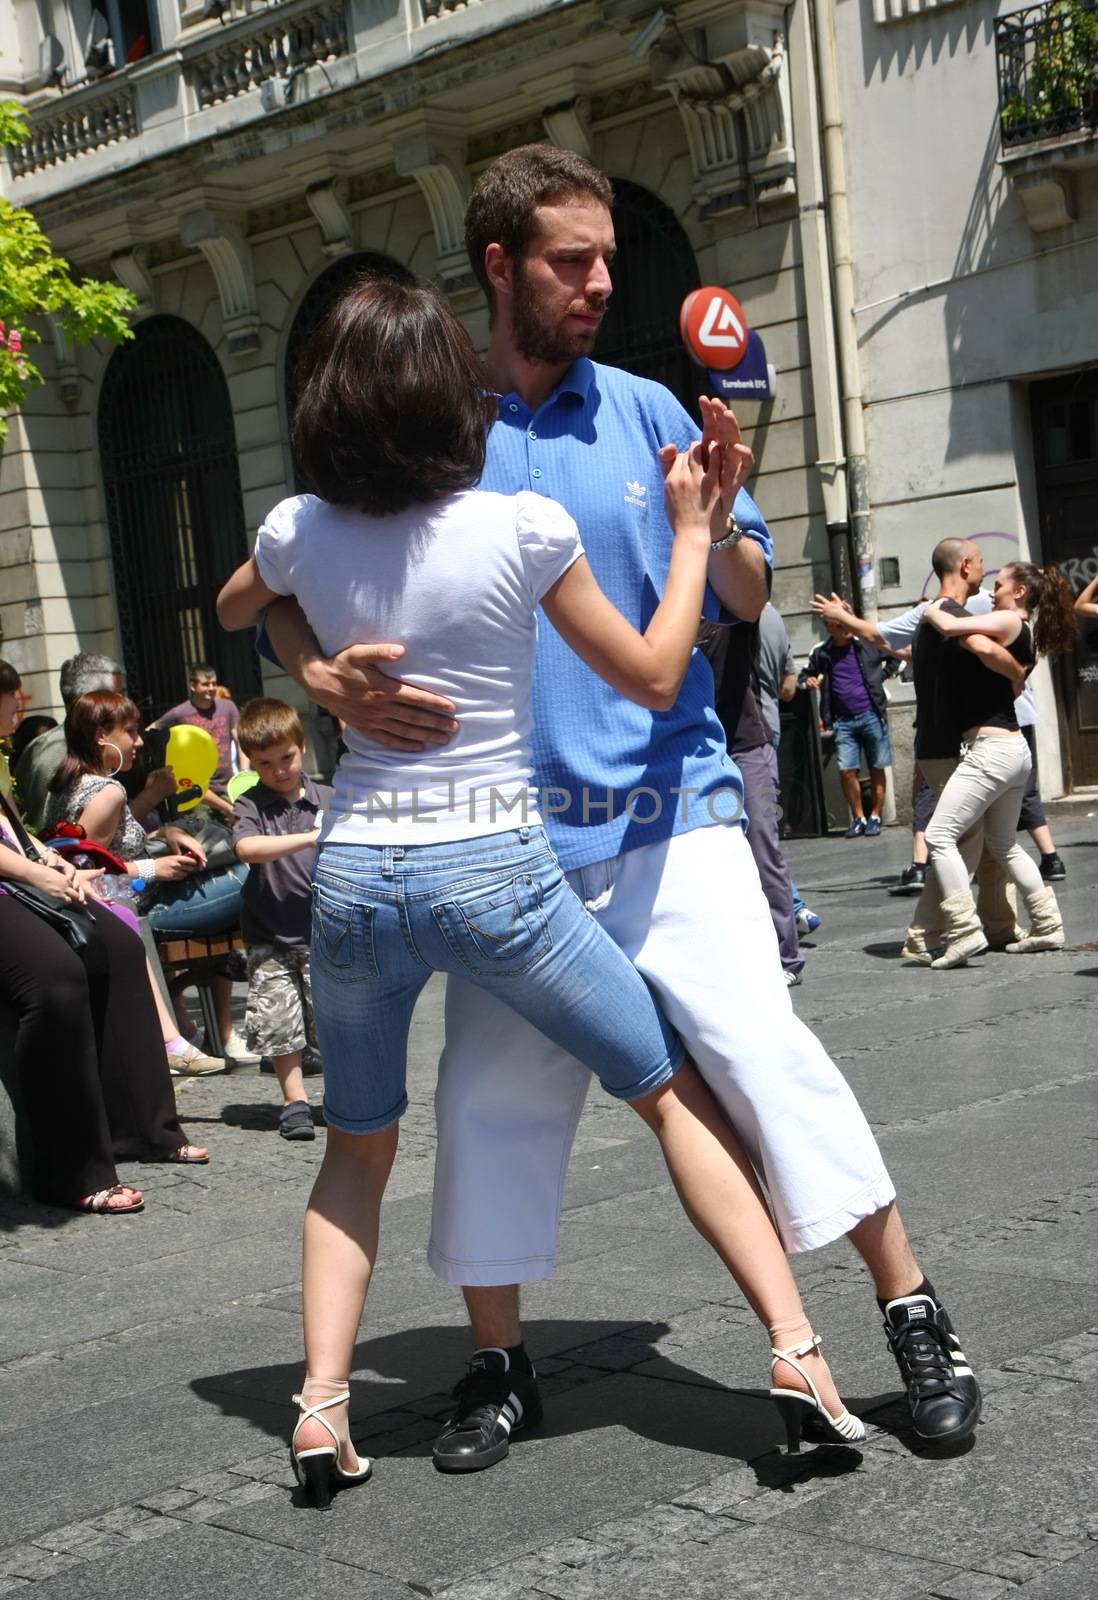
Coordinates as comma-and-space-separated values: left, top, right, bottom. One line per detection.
0, 0, 550, 203
995, 0, 1098, 231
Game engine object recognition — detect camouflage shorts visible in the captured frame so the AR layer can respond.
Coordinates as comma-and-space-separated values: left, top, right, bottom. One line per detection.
244, 945, 316, 1057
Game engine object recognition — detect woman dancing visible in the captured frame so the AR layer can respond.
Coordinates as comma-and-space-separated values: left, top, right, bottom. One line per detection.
921, 561, 1077, 966
219, 275, 867, 1504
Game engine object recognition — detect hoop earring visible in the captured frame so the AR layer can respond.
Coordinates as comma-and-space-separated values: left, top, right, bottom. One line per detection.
100, 740, 124, 778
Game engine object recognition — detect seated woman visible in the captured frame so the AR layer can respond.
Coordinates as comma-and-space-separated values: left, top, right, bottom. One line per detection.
0, 659, 207, 1212
44, 691, 249, 1072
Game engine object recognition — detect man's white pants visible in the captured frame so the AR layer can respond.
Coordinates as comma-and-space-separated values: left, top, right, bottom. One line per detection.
428, 823, 894, 1285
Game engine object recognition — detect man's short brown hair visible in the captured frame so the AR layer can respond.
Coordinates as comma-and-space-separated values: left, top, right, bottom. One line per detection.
465, 144, 613, 313
292, 275, 495, 513
237, 698, 306, 755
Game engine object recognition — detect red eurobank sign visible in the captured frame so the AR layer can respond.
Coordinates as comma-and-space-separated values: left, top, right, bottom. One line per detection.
679, 286, 774, 400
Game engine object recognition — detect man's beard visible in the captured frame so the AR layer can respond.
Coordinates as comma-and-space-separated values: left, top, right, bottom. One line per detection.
511, 264, 603, 365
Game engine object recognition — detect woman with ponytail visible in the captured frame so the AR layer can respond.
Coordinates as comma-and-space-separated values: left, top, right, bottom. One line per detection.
918, 561, 1077, 965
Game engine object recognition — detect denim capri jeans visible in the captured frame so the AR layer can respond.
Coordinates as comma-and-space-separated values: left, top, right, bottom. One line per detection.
311, 826, 685, 1134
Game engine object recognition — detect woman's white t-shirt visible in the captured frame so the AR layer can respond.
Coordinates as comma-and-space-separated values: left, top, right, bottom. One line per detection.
255, 489, 583, 843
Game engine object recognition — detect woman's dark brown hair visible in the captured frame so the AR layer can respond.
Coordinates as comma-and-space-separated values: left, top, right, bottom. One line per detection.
50, 690, 140, 794
292, 275, 496, 514
1003, 563, 1078, 659
0, 658, 20, 696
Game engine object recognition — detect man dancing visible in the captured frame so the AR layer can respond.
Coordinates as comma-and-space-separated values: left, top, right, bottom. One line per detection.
265, 145, 981, 1458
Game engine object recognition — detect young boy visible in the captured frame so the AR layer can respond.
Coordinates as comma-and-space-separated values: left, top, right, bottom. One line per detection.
801, 619, 896, 838
232, 699, 332, 1140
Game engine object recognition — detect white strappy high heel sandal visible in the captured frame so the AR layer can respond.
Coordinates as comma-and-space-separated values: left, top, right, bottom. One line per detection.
768, 1334, 867, 1453
291, 1390, 372, 1508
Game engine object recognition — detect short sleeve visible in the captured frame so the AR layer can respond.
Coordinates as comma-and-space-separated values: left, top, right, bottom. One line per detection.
231, 795, 261, 847
514, 492, 584, 603
254, 497, 305, 597
877, 604, 924, 651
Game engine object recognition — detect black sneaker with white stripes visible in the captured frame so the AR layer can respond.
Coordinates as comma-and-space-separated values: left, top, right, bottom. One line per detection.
432, 1347, 542, 1472
884, 1293, 981, 1444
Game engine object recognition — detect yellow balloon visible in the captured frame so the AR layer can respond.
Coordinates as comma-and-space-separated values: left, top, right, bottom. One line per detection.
165, 724, 218, 813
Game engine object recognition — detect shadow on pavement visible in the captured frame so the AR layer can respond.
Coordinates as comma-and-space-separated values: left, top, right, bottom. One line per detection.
192, 1318, 885, 1491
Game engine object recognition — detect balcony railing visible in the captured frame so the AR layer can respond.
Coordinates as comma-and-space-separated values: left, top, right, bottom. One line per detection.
8, 80, 138, 178
996, 0, 1098, 148
183, 0, 350, 109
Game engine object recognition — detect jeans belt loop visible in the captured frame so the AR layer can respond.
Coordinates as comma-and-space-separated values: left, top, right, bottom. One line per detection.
381, 847, 395, 878
519, 825, 531, 845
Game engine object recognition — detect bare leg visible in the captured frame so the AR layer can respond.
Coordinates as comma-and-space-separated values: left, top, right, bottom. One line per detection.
847, 1201, 921, 1300
1029, 823, 1055, 856
464, 1065, 849, 1414
463, 1284, 522, 1349
912, 830, 928, 866
869, 767, 887, 820
273, 1049, 305, 1107
630, 1063, 846, 1414
297, 1123, 399, 1466
840, 769, 864, 821
146, 957, 182, 1044
214, 974, 234, 1046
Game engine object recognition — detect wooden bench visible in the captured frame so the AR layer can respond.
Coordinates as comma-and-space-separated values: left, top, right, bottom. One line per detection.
153, 927, 246, 1050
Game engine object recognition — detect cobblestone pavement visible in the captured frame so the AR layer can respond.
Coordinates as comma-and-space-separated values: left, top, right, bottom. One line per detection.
1, 813, 1096, 1599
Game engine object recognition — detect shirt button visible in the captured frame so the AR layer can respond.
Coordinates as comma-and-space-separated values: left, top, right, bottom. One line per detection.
531, 467, 542, 479
528, 429, 537, 440
508, 403, 519, 413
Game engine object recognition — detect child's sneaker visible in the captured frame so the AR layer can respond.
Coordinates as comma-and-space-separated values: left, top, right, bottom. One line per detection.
279, 1101, 315, 1141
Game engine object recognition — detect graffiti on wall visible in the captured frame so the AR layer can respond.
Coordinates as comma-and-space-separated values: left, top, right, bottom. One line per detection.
1058, 546, 1098, 593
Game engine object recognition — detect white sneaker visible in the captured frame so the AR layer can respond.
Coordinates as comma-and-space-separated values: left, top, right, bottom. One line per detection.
222, 1027, 261, 1065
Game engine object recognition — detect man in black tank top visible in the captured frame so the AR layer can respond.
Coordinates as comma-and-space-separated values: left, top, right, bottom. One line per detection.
903, 542, 1028, 964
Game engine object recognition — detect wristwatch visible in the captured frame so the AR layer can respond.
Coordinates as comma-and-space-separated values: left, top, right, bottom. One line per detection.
710, 514, 744, 554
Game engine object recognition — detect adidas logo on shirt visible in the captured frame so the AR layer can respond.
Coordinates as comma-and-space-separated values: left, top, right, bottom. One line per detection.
624, 480, 647, 507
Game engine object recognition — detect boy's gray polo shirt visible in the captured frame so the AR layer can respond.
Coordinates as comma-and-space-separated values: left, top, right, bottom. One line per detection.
232, 774, 332, 949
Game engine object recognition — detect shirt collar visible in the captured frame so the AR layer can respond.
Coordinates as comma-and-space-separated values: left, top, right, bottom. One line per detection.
254, 773, 321, 811
496, 357, 596, 416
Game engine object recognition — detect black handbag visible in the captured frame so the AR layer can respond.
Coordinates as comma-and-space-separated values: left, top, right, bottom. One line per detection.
0, 790, 98, 954
0, 876, 96, 953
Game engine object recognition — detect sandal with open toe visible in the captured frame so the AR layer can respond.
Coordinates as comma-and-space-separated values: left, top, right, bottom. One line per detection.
162, 1144, 209, 1164
291, 1390, 372, 1509
76, 1184, 144, 1215
769, 1333, 866, 1452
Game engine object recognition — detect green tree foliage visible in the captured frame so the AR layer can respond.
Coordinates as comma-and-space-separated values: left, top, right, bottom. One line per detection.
0, 98, 136, 443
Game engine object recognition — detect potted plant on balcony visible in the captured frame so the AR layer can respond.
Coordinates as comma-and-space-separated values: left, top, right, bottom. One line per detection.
1007, 0, 1098, 136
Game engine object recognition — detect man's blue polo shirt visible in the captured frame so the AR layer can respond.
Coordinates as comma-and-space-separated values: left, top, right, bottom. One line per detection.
484, 358, 773, 873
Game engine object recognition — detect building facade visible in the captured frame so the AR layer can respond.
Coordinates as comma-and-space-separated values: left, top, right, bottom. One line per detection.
1, 0, 1096, 794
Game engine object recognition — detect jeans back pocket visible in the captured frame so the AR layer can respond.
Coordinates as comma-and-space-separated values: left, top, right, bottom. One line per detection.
433, 872, 551, 978
311, 884, 379, 982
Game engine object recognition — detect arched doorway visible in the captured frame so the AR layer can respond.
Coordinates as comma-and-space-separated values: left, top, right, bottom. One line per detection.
284, 252, 414, 492
595, 179, 702, 415
98, 316, 260, 717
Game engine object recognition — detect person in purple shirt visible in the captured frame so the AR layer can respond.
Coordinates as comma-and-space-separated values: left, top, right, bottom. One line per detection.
151, 663, 243, 822
802, 618, 897, 837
